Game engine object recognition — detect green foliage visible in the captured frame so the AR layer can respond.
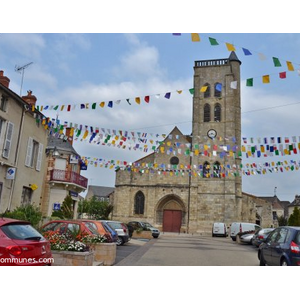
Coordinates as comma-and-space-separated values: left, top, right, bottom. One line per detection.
78, 196, 113, 220
51, 195, 74, 219
288, 207, 300, 226
1, 204, 42, 228
278, 215, 288, 226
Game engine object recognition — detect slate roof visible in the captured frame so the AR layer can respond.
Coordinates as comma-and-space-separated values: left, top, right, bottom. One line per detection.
87, 185, 115, 197
47, 136, 79, 156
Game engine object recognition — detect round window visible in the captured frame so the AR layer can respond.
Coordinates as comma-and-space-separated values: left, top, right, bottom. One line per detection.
170, 156, 179, 165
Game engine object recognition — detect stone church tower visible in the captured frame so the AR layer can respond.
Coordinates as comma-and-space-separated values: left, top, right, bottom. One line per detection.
113, 52, 248, 234
188, 52, 242, 233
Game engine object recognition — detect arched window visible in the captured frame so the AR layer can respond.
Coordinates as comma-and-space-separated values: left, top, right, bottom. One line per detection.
214, 82, 222, 98
203, 162, 210, 178
134, 191, 145, 214
213, 162, 221, 178
214, 103, 221, 122
204, 104, 210, 122
204, 83, 210, 98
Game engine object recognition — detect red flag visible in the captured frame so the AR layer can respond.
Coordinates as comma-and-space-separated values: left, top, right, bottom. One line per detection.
144, 96, 150, 103
67, 105, 71, 111
279, 72, 286, 79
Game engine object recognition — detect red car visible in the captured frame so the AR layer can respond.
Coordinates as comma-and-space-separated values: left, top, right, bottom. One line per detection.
0, 218, 53, 266
41, 220, 99, 237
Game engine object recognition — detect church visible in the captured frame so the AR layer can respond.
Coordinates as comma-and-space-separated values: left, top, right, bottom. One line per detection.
113, 52, 273, 234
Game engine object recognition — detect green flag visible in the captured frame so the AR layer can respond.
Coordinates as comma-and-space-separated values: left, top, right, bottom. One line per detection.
209, 37, 219, 46
92, 103, 96, 109
272, 57, 282, 67
246, 78, 253, 87
189, 88, 194, 95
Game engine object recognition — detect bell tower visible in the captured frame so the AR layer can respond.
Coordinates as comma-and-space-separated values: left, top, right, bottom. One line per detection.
190, 52, 242, 232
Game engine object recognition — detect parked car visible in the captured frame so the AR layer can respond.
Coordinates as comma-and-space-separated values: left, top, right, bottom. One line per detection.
101, 220, 130, 246
212, 222, 227, 237
252, 228, 275, 247
127, 221, 160, 238
79, 220, 118, 243
236, 231, 256, 244
0, 218, 52, 266
42, 220, 99, 237
230, 222, 261, 241
258, 226, 300, 266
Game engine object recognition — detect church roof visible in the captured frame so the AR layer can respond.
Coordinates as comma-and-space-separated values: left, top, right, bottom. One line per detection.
228, 51, 241, 65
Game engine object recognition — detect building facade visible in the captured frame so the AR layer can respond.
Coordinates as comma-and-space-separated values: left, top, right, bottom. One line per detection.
113, 53, 272, 234
41, 132, 88, 218
0, 71, 48, 213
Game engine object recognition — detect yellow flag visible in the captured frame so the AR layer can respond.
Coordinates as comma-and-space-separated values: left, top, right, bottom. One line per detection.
135, 97, 141, 104
31, 105, 35, 112
160, 147, 165, 153
70, 128, 74, 137
200, 85, 208, 92
176, 90, 183, 94
82, 130, 89, 139
286, 61, 294, 71
195, 149, 199, 156
262, 75, 270, 84
226, 43, 236, 51
100, 102, 105, 108
191, 33, 200, 42
60, 105, 65, 111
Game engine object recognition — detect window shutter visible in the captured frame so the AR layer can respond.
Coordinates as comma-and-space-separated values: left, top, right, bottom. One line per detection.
25, 137, 33, 167
2, 122, 14, 159
36, 143, 43, 171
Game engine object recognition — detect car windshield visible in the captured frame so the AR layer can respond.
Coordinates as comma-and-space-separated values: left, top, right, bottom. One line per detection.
142, 222, 153, 228
84, 222, 100, 235
106, 222, 122, 230
1, 223, 44, 240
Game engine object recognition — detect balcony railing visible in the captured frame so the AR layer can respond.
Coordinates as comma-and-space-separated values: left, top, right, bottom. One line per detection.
50, 169, 88, 189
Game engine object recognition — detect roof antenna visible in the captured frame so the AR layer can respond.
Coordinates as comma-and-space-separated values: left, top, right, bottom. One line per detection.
15, 62, 33, 96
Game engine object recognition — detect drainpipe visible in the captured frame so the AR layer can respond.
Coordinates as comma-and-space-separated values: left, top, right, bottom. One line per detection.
7, 105, 26, 210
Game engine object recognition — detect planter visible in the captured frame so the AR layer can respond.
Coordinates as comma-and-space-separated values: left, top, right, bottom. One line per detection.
93, 243, 116, 266
51, 250, 94, 266
132, 231, 153, 239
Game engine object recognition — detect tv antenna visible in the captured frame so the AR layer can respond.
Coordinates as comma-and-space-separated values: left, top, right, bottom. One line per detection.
15, 62, 33, 96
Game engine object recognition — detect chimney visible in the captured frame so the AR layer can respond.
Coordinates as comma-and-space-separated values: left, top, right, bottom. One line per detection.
22, 90, 37, 106
65, 127, 74, 145
0, 70, 10, 88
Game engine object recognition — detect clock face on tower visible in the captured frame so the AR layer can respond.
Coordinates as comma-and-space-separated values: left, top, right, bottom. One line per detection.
207, 129, 217, 139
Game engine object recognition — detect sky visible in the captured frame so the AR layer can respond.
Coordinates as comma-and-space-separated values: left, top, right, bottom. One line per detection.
1, 32, 300, 203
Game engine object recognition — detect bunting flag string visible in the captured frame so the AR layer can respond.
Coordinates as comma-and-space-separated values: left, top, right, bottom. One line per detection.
172, 33, 300, 73
81, 154, 300, 178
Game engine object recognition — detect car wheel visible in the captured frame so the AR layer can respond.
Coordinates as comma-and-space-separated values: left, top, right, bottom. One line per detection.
259, 252, 266, 266
116, 237, 124, 246
281, 258, 288, 266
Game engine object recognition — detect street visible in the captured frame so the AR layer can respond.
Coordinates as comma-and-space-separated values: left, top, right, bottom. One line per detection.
115, 234, 259, 266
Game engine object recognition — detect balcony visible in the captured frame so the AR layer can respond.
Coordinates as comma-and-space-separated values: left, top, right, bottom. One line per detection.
50, 169, 88, 189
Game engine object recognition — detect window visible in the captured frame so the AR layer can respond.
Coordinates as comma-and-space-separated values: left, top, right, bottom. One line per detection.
21, 186, 32, 206
214, 103, 221, 122
214, 82, 222, 97
204, 104, 210, 122
2, 121, 14, 159
0, 182, 3, 207
213, 162, 221, 178
25, 137, 44, 171
203, 162, 210, 178
134, 191, 145, 214
0, 95, 8, 112
204, 83, 210, 98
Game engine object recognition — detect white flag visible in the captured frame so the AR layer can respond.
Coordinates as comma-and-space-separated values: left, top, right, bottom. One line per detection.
230, 81, 237, 89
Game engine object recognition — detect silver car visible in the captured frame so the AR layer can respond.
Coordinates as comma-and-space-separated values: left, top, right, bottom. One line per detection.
102, 220, 130, 246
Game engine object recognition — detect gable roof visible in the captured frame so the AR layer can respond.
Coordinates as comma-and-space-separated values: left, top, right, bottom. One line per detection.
87, 185, 115, 197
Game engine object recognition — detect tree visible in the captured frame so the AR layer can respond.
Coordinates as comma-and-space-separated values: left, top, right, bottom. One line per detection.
288, 207, 300, 226
78, 196, 113, 220
278, 215, 288, 226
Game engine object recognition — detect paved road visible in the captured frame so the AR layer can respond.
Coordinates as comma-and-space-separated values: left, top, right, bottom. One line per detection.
115, 234, 259, 266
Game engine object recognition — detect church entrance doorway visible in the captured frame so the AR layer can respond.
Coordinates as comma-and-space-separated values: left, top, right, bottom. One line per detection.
163, 210, 182, 232
155, 194, 186, 233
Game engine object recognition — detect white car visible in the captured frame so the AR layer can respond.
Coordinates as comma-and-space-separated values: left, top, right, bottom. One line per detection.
128, 221, 160, 238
